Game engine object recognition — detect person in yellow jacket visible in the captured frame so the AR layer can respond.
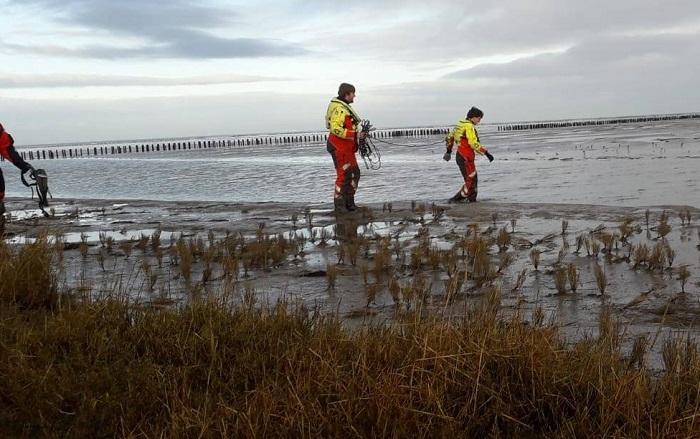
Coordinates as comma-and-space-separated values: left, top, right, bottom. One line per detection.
443, 106, 494, 203
325, 83, 367, 212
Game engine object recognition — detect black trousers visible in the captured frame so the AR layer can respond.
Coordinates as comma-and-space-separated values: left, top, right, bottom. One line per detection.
0, 167, 5, 203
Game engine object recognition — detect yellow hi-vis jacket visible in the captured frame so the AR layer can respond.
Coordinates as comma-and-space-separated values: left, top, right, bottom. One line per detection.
325, 98, 361, 141
447, 119, 487, 159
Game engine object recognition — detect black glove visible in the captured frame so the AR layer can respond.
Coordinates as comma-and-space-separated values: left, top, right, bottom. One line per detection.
22, 164, 36, 178
485, 152, 494, 162
443, 151, 452, 162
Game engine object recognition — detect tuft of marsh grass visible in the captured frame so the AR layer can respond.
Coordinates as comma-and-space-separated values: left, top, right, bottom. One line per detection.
150, 229, 161, 251
119, 240, 133, 259
678, 266, 690, 293
326, 262, 337, 290
496, 227, 511, 253
633, 243, 650, 269
79, 232, 89, 259
594, 262, 607, 295
430, 203, 444, 222
96, 249, 106, 271
135, 233, 149, 252
645, 208, 651, 230
618, 217, 636, 243
553, 267, 568, 294
590, 239, 601, 258
664, 242, 675, 268
0, 235, 58, 309
649, 242, 667, 272
567, 263, 579, 292
656, 211, 672, 239
497, 252, 514, 274
365, 283, 380, 307
529, 248, 541, 271
511, 268, 528, 293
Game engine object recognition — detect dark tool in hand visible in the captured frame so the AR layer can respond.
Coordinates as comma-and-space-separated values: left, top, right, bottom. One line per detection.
21, 167, 52, 217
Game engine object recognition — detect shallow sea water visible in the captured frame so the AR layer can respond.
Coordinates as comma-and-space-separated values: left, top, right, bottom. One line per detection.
8, 119, 700, 208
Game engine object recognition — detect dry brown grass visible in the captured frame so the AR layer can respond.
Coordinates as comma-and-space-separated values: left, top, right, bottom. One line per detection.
567, 263, 579, 292
656, 211, 672, 239
594, 262, 607, 295
2, 231, 700, 437
496, 227, 511, 253
511, 269, 528, 293
0, 236, 58, 309
322, 263, 336, 291
554, 267, 568, 294
2, 292, 700, 437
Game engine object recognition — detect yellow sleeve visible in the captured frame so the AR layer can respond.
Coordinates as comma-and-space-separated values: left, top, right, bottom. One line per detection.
466, 124, 486, 154
329, 106, 355, 139
447, 121, 461, 143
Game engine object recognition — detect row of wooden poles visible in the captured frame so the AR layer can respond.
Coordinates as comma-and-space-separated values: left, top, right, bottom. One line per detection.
497, 113, 700, 132
11, 127, 451, 162
7, 113, 700, 162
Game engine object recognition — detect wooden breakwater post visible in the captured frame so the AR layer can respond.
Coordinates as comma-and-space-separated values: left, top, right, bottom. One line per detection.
497, 113, 700, 132
20, 114, 699, 161
13, 127, 453, 162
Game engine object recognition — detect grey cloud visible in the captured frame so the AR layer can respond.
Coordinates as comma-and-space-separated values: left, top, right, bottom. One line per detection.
297, 0, 700, 64
6, 0, 307, 59
446, 32, 700, 80
0, 73, 294, 88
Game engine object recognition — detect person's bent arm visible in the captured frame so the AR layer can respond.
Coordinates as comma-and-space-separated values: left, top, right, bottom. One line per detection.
0, 133, 32, 173
466, 124, 487, 155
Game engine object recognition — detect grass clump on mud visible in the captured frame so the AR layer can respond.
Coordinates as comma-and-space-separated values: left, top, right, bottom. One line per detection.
2, 232, 700, 437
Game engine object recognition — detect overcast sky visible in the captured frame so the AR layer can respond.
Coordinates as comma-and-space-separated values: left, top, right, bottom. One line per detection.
1, 0, 699, 144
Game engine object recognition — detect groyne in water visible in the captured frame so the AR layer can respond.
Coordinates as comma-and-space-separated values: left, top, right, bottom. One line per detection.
5, 113, 699, 162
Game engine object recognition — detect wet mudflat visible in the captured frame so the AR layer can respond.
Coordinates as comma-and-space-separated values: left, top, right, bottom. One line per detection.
3, 197, 698, 367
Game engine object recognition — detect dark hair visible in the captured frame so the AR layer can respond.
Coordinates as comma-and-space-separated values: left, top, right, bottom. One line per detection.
338, 83, 356, 98
467, 107, 484, 119
0, 123, 4, 133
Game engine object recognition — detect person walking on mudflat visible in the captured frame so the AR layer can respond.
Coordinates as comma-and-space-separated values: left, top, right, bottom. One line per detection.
325, 83, 367, 212
0, 122, 37, 217
443, 106, 494, 203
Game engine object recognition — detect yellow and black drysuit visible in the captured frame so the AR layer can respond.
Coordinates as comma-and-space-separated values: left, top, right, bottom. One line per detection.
445, 119, 490, 202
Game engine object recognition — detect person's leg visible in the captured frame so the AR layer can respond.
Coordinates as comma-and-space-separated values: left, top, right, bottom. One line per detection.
449, 154, 468, 202
327, 141, 343, 210
328, 141, 354, 211
345, 155, 361, 210
468, 172, 478, 202
465, 159, 478, 202
0, 167, 5, 216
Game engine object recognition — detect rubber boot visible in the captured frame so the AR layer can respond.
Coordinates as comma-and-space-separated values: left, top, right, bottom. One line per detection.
448, 191, 465, 204
345, 194, 357, 211
0, 201, 5, 217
